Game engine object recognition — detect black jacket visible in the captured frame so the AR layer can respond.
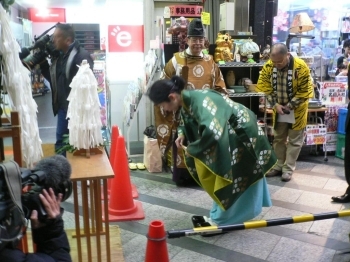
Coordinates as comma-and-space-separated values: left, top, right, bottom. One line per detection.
42, 40, 94, 116
0, 217, 71, 262
347, 68, 350, 132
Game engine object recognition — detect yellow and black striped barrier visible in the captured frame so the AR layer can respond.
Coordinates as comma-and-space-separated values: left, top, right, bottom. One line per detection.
167, 210, 350, 238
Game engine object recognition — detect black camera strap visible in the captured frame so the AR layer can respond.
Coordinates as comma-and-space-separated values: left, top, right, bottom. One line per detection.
0, 161, 27, 243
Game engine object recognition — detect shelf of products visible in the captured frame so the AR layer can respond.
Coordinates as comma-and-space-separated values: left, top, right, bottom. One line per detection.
75, 30, 100, 54
219, 62, 267, 136
228, 92, 266, 97
227, 91, 267, 136
218, 62, 266, 68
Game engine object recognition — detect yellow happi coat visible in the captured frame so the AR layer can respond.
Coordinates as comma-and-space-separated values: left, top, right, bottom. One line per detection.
256, 56, 314, 130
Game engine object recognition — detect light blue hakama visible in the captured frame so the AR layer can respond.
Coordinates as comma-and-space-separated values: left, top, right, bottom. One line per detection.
210, 177, 271, 226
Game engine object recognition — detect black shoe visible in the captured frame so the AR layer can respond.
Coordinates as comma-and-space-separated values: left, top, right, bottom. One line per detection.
332, 194, 350, 203
191, 216, 227, 237
175, 176, 199, 187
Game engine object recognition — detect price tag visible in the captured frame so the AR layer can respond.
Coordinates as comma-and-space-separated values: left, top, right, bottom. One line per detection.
218, 61, 225, 65
201, 12, 210, 25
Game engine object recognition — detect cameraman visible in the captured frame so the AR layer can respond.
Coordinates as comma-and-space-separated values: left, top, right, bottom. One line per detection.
0, 188, 71, 262
41, 23, 94, 156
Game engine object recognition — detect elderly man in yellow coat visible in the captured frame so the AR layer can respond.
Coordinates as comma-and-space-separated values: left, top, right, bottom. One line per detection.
256, 43, 313, 182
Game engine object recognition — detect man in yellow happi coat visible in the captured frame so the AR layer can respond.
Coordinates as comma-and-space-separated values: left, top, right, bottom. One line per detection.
256, 43, 313, 182
154, 18, 226, 185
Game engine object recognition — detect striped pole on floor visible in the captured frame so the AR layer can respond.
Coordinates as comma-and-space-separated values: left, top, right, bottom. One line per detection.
167, 210, 350, 238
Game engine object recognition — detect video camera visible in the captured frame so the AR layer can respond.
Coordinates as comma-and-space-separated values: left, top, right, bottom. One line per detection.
20, 24, 60, 70
0, 156, 72, 251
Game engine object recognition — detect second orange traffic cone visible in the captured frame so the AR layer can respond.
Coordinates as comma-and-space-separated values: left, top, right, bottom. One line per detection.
102, 135, 144, 222
145, 220, 169, 262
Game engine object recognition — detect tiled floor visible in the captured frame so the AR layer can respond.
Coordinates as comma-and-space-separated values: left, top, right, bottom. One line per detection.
34, 94, 350, 262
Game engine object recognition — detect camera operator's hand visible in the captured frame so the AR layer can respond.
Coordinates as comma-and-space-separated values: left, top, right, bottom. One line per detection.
30, 188, 62, 229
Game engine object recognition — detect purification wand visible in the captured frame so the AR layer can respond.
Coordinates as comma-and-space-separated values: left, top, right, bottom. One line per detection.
167, 210, 350, 238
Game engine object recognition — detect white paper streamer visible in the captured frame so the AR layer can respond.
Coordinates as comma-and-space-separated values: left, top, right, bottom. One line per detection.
0, 4, 43, 167
67, 60, 104, 150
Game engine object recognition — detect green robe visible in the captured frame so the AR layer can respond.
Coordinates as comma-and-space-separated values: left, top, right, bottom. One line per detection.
178, 89, 277, 211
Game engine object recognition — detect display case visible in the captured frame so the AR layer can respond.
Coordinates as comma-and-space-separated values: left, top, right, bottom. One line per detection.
72, 24, 100, 54
218, 61, 268, 136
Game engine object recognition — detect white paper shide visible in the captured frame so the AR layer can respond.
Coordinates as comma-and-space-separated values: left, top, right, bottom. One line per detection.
67, 60, 104, 150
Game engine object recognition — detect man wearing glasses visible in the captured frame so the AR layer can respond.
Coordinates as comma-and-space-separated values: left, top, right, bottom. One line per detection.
256, 43, 313, 182
154, 18, 226, 186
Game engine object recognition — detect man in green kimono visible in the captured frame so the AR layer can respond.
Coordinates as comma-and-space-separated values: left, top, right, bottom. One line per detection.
257, 43, 313, 182
148, 75, 277, 226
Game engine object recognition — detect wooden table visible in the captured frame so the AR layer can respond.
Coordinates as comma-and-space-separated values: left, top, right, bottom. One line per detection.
68, 151, 114, 262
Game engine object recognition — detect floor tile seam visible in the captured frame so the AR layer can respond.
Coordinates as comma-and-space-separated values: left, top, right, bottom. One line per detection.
258, 209, 350, 250
130, 171, 205, 191
297, 157, 344, 167
268, 180, 345, 196
115, 221, 266, 262
38, 126, 57, 129
271, 199, 342, 214
118, 218, 349, 260
130, 170, 344, 197
61, 195, 350, 254
295, 169, 346, 180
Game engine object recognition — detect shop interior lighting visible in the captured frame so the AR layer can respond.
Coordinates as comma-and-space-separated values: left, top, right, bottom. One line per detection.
289, 12, 315, 56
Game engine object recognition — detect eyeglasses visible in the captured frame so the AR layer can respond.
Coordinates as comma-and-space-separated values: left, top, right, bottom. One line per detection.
271, 56, 287, 66
190, 38, 205, 43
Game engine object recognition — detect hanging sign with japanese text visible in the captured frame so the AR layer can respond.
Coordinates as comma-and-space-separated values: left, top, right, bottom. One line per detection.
169, 5, 203, 17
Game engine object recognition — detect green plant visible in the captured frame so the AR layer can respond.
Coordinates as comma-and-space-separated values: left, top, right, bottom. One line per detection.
55, 134, 108, 154
55, 134, 76, 154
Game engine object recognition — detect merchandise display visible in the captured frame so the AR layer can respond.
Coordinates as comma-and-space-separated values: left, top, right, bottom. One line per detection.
214, 33, 234, 62
123, 49, 159, 155
238, 38, 260, 62
93, 60, 107, 127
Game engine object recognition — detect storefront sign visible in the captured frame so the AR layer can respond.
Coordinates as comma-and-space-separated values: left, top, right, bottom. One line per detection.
108, 25, 144, 52
28, 8, 66, 22
169, 5, 203, 17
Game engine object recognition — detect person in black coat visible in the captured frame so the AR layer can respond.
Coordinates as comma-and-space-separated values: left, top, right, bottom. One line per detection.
41, 23, 94, 157
332, 66, 350, 203
335, 39, 350, 76
0, 188, 71, 262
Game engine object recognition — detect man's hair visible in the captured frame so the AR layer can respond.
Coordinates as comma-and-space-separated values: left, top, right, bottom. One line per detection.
56, 23, 75, 41
343, 39, 350, 48
271, 43, 288, 56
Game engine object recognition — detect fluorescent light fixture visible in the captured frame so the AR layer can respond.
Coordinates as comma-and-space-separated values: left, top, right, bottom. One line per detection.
33, 0, 48, 8
83, 0, 95, 6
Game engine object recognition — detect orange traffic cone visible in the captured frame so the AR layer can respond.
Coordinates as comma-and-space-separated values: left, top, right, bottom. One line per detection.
145, 220, 169, 262
107, 126, 119, 192
102, 135, 144, 222
102, 125, 139, 199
